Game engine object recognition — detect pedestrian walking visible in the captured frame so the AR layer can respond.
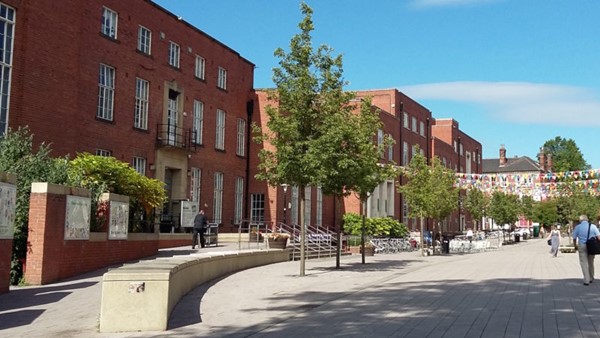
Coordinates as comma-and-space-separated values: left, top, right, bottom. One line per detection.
192, 209, 208, 249
549, 225, 560, 257
572, 215, 600, 285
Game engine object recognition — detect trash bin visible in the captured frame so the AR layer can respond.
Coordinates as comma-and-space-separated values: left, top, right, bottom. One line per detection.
442, 237, 450, 254
514, 234, 520, 242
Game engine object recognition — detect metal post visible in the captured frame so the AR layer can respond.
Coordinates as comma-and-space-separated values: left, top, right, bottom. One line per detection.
282, 184, 288, 225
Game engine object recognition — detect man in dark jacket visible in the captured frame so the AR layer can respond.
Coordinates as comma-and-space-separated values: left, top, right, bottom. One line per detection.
192, 209, 208, 249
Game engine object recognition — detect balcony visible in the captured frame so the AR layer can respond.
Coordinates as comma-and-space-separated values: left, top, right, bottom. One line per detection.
156, 123, 197, 151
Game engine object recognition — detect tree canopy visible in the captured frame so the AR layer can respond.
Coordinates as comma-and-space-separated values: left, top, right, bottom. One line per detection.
542, 136, 590, 172
399, 151, 458, 223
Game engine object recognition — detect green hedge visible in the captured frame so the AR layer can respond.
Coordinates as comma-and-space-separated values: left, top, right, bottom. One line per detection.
342, 213, 408, 237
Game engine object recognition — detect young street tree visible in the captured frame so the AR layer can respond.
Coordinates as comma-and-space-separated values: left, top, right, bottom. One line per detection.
463, 188, 489, 231
488, 191, 520, 231
255, 3, 365, 275
398, 151, 458, 255
335, 98, 396, 264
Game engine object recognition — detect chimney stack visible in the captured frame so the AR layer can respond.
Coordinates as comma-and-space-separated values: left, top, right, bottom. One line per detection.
499, 145, 507, 166
538, 147, 546, 172
547, 153, 553, 172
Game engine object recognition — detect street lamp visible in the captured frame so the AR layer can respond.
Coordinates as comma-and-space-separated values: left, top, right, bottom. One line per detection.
281, 184, 288, 225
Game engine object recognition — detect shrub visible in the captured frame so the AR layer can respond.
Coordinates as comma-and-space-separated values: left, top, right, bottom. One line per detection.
342, 213, 408, 238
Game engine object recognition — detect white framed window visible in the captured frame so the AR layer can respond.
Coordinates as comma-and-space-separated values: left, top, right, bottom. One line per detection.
304, 186, 311, 227
191, 167, 201, 202
459, 143, 464, 156
213, 172, 223, 224
217, 67, 227, 90
412, 144, 417, 159
403, 112, 409, 129
411, 117, 417, 132
97, 64, 115, 121
234, 176, 244, 225
251, 193, 265, 223
132, 157, 146, 175
402, 142, 408, 166
134, 78, 149, 130
454, 140, 458, 152
168, 41, 180, 68
420, 121, 425, 137
101, 7, 118, 39
215, 109, 225, 150
0, 3, 15, 136
237, 118, 246, 156
96, 149, 111, 157
388, 136, 393, 161
316, 186, 322, 226
193, 100, 204, 145
137, 25, 151, 55
195, 55, 205, 80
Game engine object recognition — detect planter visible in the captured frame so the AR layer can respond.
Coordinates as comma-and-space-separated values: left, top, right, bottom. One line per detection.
268, 238, 288, 249
348, 246, 375, 256
362, 246, 375, 256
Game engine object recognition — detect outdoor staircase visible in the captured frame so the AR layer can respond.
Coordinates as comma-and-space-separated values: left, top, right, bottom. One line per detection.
275, 223, 344, 261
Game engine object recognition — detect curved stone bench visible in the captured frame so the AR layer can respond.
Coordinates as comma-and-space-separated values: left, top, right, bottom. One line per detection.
99, 249, 289, 333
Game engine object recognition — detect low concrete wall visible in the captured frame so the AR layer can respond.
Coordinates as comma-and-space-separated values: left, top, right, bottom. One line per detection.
99, 249, 290, 333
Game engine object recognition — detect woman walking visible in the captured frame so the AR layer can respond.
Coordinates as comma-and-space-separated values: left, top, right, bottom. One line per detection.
549, 225, 561, 257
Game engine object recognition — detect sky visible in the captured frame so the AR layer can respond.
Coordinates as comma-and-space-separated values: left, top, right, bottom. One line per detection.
154, 0, 600, 169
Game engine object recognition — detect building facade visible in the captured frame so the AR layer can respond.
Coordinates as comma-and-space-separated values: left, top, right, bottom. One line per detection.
2, 0, 255, 229
4, 0, 484, 235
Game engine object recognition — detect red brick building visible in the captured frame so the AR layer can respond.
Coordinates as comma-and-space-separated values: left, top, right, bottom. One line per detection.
254, 88, 483, 234
2, 0, 255, 228
2, 0, 484, 236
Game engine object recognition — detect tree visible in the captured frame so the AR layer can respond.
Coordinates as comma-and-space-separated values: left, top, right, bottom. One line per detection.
542, 136, 590, 172
342, 99, 397, 263
398, 151, 458, 255
254, 3, 358, 275
67, 153, 167, 232
463, 188, 489, 231
488, 191, 520, 229
0, 127, 69, 284
532, 199, 558, 228
314, 95, 395, 266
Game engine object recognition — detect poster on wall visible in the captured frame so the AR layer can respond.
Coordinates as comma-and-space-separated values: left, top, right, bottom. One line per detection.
65, 195, 91, 240
109, 201, 129, 240
181, 201, 199, 228
0, 182, 16, 239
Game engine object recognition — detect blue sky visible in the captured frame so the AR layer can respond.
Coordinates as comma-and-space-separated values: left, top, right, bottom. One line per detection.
154, 0, 600, 169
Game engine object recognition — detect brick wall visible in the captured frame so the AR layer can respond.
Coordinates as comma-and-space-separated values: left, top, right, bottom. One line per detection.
25, 184, 164, 285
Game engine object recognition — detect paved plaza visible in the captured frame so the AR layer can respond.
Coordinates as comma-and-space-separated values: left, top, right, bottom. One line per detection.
1, 238, 599, 337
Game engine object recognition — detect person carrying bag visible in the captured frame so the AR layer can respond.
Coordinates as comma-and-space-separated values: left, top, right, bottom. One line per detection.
572, 215, 600, 285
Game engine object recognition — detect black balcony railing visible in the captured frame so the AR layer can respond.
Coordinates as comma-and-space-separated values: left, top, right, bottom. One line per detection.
156, 123, 197, 151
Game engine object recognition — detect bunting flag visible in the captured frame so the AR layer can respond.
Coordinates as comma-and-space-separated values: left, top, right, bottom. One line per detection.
454, 169, 600, 198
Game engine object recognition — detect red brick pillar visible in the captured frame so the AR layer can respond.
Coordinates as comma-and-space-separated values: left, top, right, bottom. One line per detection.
0, 173, 17, 294
25, 183, 90, 285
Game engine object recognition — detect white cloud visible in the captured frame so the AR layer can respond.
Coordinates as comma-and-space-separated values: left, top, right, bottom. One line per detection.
410, 0, 500, 8
399, 81, 600, 126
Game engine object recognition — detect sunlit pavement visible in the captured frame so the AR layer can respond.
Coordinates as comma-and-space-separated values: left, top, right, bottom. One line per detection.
0, 238, 595, 337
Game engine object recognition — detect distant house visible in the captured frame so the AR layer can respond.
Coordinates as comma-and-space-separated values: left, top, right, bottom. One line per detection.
482, 145, 550, 176
481, 145, 552, 230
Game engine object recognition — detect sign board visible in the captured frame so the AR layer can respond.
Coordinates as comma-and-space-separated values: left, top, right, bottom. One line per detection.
181, 201, 199, 228
108, 201, 129, 240
65, 195, 91, 240
0, 182, 16, 239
